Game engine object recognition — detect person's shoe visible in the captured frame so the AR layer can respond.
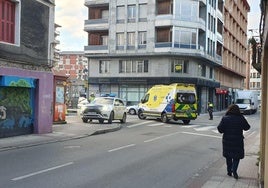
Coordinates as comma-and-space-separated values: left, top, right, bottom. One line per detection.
233, 172, 238, 179
227, 172, 232, 177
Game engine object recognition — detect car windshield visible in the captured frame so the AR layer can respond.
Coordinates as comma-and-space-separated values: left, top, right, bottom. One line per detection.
236, 99, 251, 104
92, 98, 113, 105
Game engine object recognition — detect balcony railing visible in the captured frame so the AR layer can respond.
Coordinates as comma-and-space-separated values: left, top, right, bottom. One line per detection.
84, 19, 109, 31
84, 45, 108, 54
85, 0, 109, 6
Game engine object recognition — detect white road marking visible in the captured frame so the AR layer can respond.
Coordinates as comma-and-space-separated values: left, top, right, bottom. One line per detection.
181, 131, 221, 139
147, 123, 165, 127
127, 121, 153, 128
12, 162, 74, 181
108, 144, 136, 152
182, 124, 201, 128
212, 129, 219, 134
194, 126, 215, 131
144, 131, 181, 143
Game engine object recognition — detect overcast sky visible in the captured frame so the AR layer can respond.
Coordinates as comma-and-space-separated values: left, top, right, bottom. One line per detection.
55, 0, 261, 51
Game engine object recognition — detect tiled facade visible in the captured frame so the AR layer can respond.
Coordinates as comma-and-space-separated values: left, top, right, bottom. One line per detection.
54, 51, 88, 108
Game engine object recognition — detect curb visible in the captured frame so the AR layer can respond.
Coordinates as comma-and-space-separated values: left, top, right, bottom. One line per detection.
0, 124, 122, 152
91, 124, 122, 135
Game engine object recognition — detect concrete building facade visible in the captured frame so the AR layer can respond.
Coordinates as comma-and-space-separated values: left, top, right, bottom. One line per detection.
84, 0, 225, 113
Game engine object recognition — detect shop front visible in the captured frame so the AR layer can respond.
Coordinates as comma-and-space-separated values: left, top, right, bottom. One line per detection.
0, 76, 36, 138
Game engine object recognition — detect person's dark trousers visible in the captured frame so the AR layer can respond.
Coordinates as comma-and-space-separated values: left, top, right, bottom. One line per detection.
226, 157, 240, 175
209, 111, 213, 120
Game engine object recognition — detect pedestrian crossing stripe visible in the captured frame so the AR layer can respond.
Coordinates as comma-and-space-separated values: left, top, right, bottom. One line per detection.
147, 123, 165, 127
194, 126, 215, 131
126, 122, 253, 136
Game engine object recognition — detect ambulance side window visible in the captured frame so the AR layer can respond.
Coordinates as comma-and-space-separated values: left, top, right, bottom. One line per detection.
141, 94, 150, 103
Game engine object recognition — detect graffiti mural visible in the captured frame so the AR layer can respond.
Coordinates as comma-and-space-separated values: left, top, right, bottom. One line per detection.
0, 79, 34, 138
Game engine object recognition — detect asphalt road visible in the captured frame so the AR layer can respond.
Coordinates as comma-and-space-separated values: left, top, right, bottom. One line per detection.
0, 112, 260, 188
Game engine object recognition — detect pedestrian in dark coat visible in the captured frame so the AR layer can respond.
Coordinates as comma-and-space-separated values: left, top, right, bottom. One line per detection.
217, 104, 250, 179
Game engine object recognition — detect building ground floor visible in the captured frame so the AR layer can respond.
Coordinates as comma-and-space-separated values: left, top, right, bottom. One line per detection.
0, 61, 53, 138
87, 76, 230, 114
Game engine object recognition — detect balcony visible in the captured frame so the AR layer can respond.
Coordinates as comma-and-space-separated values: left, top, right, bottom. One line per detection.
84, 0, 109, 6
84, 19, 109, 31
84, 45, 108, 54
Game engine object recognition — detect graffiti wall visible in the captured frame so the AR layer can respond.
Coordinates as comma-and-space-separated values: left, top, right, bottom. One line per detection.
0, 78, 35, 138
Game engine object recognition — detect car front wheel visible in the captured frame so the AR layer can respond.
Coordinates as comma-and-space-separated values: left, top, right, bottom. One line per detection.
138, 110, 146, 120
120, 113, 127, 123
82, 118, 88, 123
161, 113, 168, 123
108, 111, 114, 124
182, 120, 190, 125
129, 108, 136, 115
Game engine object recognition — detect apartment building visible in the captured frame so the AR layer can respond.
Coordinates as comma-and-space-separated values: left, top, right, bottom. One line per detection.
215, 0, 250, 109
84, 0, 224, 113
54, 51, 88, 108
0, 0, 56, 138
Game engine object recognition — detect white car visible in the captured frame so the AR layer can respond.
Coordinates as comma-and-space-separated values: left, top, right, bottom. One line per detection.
77, 97, 90, 116
126, 105, 139, 115
81, 97, 127, 124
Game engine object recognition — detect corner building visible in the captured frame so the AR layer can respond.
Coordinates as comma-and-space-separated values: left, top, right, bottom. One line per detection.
84, 0, 224, 113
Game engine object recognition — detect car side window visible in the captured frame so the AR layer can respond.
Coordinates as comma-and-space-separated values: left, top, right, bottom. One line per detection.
118, 100, 124, 106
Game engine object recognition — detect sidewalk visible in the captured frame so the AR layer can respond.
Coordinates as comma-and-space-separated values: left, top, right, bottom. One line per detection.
0, 117, 121, 151
0, 112, 260, 187
199, 111, 260, 188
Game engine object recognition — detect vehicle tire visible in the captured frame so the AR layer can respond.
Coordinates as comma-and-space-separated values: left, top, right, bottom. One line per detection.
138, 110, 146, 120
129, 108, 136, 115
161, 113, 168, 123
108, 111, 114, 124
182, 120, 190, 125
82, 118, 88, 123
120, 113, 127, 123
99, 119, 104, 123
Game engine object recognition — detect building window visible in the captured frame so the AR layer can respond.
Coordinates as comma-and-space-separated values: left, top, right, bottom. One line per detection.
174, 27, 197, 49
116, 32, 124, 50
209, 67, 213, 78
0, 0, 15, 43
127, 32, 135, 49
137, 60, 148, 73
198, 64, 206, 77
174, 0, 198, 21
119, 60, 148, 73
101, 35, 108, 46
128, 5, 136, 22
157, 0, 173, 15
171, 59, 188, 73
139, 4, 147, 22
138, 31, 146, 48
117, 6, 125, 23
99, 60, 110, 74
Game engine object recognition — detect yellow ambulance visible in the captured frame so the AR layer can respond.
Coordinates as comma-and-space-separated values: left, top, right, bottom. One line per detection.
138, 83, 198, 124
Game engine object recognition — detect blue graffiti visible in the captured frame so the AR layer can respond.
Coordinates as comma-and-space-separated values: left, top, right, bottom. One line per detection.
0, 117, 15, 129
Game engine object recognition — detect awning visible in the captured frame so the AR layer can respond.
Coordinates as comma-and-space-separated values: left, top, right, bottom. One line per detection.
216, 88, 228, 94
